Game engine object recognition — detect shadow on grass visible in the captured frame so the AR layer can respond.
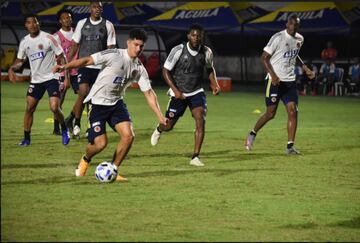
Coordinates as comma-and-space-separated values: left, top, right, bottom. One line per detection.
1, 168, 276, 185
281, 222, 318, 229
327, 216, 360, 229
1, 163, 68, 169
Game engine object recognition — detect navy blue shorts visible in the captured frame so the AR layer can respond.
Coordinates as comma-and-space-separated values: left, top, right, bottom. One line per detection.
27, 79, 60, 100
87, 99, 132, 144
60, 75, 79, 94
165, 92, 207, 119
265, 79, 298, 106
77, 67, 100, 87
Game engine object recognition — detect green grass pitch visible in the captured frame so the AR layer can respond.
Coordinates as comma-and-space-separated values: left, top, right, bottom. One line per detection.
1, 82, 360, 241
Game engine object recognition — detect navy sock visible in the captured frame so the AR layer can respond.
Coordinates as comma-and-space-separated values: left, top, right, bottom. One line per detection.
24, 131, 30, 141
54, 119, 60, 131
250, 130, 257, 136
75, 118, 81, 127
60, 123, 67, 132
192, 153, 199, 159
83, 155, 91, 164
156, 126, 162, 133
287, 142, 294, 149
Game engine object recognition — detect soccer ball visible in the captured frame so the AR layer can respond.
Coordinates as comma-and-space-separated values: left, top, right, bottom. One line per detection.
95, 162, 118, 183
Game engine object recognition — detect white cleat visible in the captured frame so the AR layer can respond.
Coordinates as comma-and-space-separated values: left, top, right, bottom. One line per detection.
150, 128, 161, 146
73, 125, 81, 137
190, 157, 205, 167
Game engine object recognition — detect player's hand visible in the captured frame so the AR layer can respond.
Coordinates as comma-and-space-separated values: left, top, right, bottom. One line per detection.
174, 91, 186, 100
52, 65, 64, 74
63, 78, 70, 90
302, 65, 315, 80
271, 75, 280, 86
8, 68, 17, 83
211, 84, 221, 96
159, 116, 168, 126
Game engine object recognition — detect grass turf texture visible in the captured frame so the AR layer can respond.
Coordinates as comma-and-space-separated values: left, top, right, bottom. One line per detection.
1, 82, 360, 242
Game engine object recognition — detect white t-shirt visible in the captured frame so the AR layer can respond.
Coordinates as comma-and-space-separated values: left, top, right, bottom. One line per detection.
17, 31, 63, 83
263, 29, 304, 82
163, 42, 214, 97
84, 48, 152, 106
72, 17, 116, 69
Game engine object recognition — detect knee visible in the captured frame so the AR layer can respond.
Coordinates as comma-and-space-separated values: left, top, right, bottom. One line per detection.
50, 103, 59, 113
265, 111, 276, 120
95, 139, 107, 151
25, 105, 36, 114
122, 133, 134, 144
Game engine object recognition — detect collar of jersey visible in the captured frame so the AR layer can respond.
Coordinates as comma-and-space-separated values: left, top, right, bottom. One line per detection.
186, 42, 201, 56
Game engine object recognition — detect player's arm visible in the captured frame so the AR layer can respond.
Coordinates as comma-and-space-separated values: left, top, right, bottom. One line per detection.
261, 51, 280, 85
53, 56, 94, 73
8, 58, 25, 83
56, 53, 71, 89
68, 42, 79, 61
106, 21, 116, 49
205, 48, 220, 95
143, 89, 167, 126
162, 68, 185, 99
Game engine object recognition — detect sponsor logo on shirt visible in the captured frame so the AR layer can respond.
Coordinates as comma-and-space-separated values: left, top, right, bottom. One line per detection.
113, 76, 126, 86
283, 49, 299, 58
174, 8, 219, 19
30, 51, 45, 61
85, 35, 100, 41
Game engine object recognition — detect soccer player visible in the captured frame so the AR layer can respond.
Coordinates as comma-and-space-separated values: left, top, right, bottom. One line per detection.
52, 9, 79, 135
8, 14, 71, 146
64, 1, 116, 138
245, 15, 314, 155
150, 24, 221, 166
52, 28, 167, 181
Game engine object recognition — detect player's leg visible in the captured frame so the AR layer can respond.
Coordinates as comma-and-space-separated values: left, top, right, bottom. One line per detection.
282, 81, 300, 155
72, 82, 88, 137
150, 96, 186, 146
47, 79, 70, 145
53, 77, 68, 135
246, 78, 279, 150
19, 95, 40, 146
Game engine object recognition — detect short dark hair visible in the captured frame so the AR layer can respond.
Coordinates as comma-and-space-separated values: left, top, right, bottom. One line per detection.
288, 14, 300, 24
188, 24, 204, 34
57, 9, 73, 21
24, 14, 39, 24
129, 28, 148, 42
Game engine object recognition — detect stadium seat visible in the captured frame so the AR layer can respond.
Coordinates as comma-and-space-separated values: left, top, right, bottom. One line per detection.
1, 47, 16, 71
333, 68, 345, 96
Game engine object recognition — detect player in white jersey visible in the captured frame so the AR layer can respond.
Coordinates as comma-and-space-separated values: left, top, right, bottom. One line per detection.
245, 15, 314, 155
8, 14, 71, 146
53, 28, 167, 181
64, 1, 117, 138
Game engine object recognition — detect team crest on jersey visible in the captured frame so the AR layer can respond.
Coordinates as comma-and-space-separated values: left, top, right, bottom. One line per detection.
38, 44, 43, 50
271, 97, 277, 103
169, 112, 175, 118
28, 87, 33, 93
94, 126, 101, 133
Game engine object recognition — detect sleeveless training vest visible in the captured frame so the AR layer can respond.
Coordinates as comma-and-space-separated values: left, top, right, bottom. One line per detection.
78, 18, 108, 58
172, 43, 206, 93
56, 29, 78, 76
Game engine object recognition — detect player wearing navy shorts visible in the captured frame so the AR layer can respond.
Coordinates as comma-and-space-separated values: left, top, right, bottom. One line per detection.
8, 14, 71, 146
245, 15, 314, 154
53, 28, 167, 181
64, 1, 116, 138
150, 24, 220, 166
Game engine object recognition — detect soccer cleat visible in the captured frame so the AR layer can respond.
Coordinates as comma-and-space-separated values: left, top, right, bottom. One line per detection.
245, 133, 256, 151
190, 157, 205, 167
286, 146, 301, 155
62, 128, 71, 145
150, 127, 161, 146
116, 175, 128, 182
75, 156, 90, 177
18, 139, 30, 146
64, 115, 74, 133
73, 125, 81, 136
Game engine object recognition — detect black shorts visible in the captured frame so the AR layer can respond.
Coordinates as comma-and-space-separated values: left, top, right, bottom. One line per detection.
77, 67, 100, 87
87, 100, 132, 144
60, 75, 79, 94
27, 79, 60, 100
265, 79, 298, 106
165, 92, 207, 119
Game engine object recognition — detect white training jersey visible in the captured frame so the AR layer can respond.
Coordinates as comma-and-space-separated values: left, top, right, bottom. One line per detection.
163, 42, 214, 97
72, 17, 116, 69
84, 48, 152, 106
17, 31, 63, 83
263, 29, 304, 82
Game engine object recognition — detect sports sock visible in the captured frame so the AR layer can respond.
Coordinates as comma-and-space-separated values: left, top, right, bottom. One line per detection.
156, 126, 162, 133
67, 111, 75, 121
287, 141, 294, 149
250, 130, 257, 136
24, 131, 30, 141
83, 155, 91, 164
54, 119, 60, 131
192, 153, 199, 159
74, 118, 81, 127
60, 122, 67, 132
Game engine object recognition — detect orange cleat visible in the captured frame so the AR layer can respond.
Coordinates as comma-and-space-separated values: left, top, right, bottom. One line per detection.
75, 156, 90, 177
